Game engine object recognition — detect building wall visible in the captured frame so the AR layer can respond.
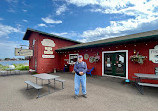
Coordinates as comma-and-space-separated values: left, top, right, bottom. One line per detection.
28, 32, 78, 73
28, 32, 158, 83
59, 40, 158, 83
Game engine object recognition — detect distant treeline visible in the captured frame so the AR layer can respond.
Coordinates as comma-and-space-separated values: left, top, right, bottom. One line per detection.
0, 57, 29, 61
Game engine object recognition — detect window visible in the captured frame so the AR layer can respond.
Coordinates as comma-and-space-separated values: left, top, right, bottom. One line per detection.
69, 54, 78, 64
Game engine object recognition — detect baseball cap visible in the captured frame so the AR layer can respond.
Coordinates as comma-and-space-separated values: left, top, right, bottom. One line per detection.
78, 55, 83, 58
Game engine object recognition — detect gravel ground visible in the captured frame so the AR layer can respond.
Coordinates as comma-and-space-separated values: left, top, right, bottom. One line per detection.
0, 72, 158, 111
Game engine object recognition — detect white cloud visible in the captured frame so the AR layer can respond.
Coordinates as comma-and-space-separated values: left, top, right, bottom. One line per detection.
5, 0, 18, 3
81, 15, 158, 42
0, 18, 3, 20
23, 19, 28, 22
38, 23, 47, 27
0, 24, 23, 38
41, 17, 62, 24
56, 4, 67, 15
65, 0, 158, 42
22, 9, 27, 12
66, 0, 129, 8
51, 31, 80, 38
51, 32, 68, 36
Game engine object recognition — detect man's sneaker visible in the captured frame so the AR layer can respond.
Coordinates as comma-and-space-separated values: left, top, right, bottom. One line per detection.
82, 94, 87, 98
74, 95, 79, 99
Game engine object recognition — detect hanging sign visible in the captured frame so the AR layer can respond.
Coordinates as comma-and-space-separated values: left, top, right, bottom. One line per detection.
149, 45, 158, 63
41, 39, 55, 58
15, 48, 33, 56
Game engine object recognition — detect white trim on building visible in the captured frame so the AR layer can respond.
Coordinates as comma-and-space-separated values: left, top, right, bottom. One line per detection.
102, 50, 128, 79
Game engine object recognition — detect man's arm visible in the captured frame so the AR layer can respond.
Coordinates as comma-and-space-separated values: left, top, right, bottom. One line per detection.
82, 62, 87, 74
74, 63, 79, 75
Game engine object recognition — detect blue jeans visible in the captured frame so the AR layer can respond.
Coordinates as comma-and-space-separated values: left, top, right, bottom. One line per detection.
74, 73, 86, 95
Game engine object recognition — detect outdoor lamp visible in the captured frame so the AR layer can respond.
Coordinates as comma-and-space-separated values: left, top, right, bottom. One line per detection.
134, 49, 136, 54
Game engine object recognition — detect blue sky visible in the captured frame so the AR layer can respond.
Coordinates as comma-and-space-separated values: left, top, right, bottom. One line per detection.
0, 0, 158, 59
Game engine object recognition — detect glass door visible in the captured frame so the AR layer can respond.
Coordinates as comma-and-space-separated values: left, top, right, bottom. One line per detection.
103, 52, 126, 77
113, 52, 126, 77
104, 53, 114, 75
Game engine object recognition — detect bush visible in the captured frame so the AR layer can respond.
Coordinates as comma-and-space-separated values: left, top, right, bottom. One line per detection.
14, 64, 29, 70
0, 64, 29, 71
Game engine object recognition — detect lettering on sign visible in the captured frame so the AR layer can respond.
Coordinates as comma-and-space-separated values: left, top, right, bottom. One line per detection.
15, 48, 33, 56
41, 39, 55, 58
42, 55, 55, 58
149, 45, 158, 63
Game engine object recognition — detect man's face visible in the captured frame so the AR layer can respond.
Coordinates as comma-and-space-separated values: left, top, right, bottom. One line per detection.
78, 57, 83, 62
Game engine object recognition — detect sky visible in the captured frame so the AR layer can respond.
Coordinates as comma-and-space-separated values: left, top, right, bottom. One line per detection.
0, 0, 158, 59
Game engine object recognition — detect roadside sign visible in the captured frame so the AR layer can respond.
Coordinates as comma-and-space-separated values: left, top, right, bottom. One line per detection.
15, 48, 33, 56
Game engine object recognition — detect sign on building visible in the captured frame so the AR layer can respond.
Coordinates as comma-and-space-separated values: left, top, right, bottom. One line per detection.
149, 45, 158, 63
41, 39, 55, 58
15, 48, 33, 56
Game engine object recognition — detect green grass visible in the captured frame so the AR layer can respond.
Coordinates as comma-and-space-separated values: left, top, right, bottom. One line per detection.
0, 64, 29, 71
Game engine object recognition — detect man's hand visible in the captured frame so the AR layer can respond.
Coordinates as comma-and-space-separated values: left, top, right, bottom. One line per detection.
79, 72, 84, 75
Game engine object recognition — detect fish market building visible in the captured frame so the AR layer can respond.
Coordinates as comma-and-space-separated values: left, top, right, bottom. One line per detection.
23, 28, 158, 82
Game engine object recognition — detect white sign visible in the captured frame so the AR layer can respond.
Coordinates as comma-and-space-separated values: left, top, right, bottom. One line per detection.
15, 48, 33, 56
41, 39, 55, 58
149, 46, 158, 63
41, 39, 55, 47
42, 55, 55, 58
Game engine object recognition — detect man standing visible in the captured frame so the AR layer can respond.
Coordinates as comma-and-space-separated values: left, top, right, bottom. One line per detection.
74, 55, 87, 99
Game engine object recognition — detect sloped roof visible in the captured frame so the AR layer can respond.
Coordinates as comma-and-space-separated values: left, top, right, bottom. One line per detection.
56, 30, 158, 51
23, 28, 81, 44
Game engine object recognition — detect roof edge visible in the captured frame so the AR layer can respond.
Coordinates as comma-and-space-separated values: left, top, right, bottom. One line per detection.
23, 28, 81, 44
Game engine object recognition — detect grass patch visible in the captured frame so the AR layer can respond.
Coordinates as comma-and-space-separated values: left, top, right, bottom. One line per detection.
0, 64, 29, 71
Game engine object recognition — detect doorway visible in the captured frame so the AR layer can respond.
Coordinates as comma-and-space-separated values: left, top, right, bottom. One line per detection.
102, 50, 128, 78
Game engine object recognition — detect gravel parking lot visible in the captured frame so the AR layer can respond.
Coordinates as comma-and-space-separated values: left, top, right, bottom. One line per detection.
0, 72, 158, 111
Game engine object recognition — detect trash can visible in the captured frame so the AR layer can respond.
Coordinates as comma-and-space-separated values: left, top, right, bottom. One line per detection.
64, 64, 69, 72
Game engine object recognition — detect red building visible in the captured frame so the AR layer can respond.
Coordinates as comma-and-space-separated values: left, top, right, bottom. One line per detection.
23, 28, 158, 82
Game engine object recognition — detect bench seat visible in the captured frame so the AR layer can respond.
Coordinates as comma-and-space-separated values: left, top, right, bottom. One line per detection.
55, 78, 65, 82
55, 79, 65, 89
25, 81, 42, 89
138, 82, 158, 87
25, 81, 43, 98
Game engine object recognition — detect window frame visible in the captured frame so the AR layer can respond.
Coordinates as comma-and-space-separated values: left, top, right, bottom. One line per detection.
69, 54, 79, 64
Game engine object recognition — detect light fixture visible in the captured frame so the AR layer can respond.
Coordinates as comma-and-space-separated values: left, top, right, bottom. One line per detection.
134, 49, 136, 54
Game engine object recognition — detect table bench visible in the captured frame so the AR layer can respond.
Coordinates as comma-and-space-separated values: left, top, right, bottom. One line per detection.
25, 81, 43, 98
55, 78, 65, 89
134, 73, 158, 94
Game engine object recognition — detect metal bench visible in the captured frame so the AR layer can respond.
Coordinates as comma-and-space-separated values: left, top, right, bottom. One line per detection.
134, 73, 158, 94
55, 79, 65, 89
25, 81, 43, 98
137, 82, 158, 94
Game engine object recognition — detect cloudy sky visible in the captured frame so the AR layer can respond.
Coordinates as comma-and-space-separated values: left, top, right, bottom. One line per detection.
0, 0, 158, 58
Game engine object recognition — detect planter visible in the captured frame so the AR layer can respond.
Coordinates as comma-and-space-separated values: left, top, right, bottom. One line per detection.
130, 54, 146, 64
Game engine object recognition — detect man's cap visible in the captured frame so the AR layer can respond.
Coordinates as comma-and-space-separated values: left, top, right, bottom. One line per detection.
78, 55, 83, 58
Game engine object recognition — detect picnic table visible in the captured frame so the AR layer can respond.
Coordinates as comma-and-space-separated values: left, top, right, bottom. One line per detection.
25, 73, 66, 98
32, 73, 60, 94
134, 73, 158, 94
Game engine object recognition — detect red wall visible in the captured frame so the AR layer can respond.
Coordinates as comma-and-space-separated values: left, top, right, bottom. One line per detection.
28, 32, 158, 83
59, 40, 158, 83
28, 32, 78, 73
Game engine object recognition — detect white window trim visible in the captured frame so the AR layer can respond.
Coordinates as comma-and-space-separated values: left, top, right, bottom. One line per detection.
69, 54, 79, 64
102, 50, 128, 79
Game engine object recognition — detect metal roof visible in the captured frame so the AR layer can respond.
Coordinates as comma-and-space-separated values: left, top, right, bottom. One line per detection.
23, 28, 81, 44
56, 30, 158, 51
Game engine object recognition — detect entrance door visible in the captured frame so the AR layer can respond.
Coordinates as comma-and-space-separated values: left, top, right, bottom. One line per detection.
103, 52, 126, 77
